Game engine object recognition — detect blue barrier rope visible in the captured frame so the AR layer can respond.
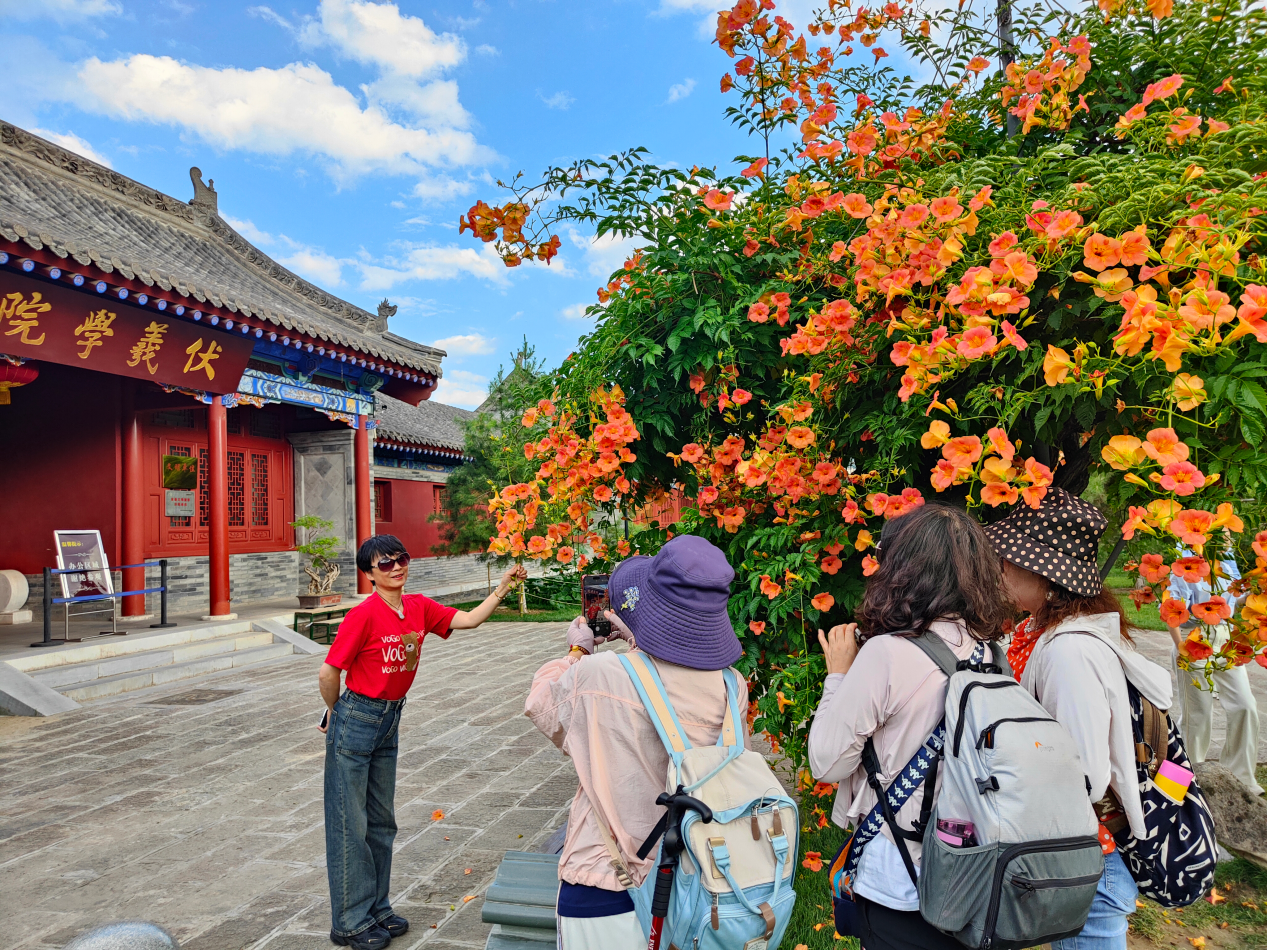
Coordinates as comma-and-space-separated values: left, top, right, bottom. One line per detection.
52, 587, 166, 606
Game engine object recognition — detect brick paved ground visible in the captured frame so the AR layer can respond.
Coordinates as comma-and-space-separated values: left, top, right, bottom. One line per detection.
0, 621, 577, 950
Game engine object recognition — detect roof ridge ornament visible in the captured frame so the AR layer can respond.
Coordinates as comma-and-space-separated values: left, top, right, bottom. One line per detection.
373, 299, 397, 334
189, 167, 218, 212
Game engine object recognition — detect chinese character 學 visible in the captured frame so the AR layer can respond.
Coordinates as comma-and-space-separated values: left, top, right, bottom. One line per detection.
0, 291, 50, 346
182, 337, 222, 380
74, 309, 117, 359
127, 321, 168, 374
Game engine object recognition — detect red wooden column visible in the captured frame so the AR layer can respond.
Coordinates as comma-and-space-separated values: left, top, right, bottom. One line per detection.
121, 381, 146, 617
355, 413, 373, 594
207, 396, 233, 617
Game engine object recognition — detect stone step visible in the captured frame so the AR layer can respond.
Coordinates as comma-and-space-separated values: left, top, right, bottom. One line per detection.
30, 632, 276, 690
58, 642, 295, 702
7, 618, 268, 674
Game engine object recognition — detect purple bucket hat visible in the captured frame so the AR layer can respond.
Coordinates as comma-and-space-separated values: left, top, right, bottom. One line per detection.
608, 534, 743, 671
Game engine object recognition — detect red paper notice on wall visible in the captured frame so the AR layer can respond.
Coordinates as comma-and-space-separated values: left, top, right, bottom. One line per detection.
0, 272, 255, 394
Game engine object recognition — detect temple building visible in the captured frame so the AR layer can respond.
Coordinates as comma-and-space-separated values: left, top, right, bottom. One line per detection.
0, 121, 477, 621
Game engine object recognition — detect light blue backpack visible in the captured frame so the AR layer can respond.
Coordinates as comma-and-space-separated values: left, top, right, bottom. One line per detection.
598, 653, 799, 950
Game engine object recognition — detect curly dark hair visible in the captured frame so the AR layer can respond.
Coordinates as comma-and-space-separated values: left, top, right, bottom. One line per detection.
857, 503, 1009, 642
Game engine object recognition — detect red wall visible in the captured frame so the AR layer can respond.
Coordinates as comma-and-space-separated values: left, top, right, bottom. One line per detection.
375, 477, 445, 559
0, 362, 122, 574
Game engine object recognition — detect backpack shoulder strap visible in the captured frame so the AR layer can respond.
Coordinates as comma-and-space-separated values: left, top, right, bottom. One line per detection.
908, 630, 962, 678
618, 652, 691, 757
718, 667, 742, 750
989, 640, 1013, 677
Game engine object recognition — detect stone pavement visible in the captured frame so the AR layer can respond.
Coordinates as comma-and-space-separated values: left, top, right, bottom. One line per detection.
0, 621, 578, 950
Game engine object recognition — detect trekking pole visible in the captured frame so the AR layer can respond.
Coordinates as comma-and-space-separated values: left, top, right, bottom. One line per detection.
645, 787, 713, 950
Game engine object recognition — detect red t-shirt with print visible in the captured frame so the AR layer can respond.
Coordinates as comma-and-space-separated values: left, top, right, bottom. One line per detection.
325, 591, 458, 700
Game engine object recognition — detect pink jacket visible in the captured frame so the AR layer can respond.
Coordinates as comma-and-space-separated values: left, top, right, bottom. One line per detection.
524, 649, 750, 889
807, 620, 982, 863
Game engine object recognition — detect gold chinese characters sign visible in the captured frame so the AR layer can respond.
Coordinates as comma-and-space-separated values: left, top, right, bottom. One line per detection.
0, 272, 256, 394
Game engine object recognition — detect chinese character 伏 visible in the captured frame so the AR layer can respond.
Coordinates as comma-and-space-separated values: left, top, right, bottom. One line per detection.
74, 309, 117, 359
127, 321, 169, 375
0, 291, 50, 346
183, 338, 222, 380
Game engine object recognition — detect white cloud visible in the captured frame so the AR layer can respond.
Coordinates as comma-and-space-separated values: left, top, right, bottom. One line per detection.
0, 0, 120, 21
358, 243, 510, 289
76, 54, 487, 176
68, 1, 490, 182
29, 129, 112, 167
561, 302, 594, 321
297, 0, 465, 79
222, 214, 274, 246
432, 368, 489, 408
430, 332, 495, 356
277, 245, 345, 287
540, 91, 575, 110
411, 174, 477, 200
568, 228, 644, 278
667, 78, 696, 103
474, 44, 499, 56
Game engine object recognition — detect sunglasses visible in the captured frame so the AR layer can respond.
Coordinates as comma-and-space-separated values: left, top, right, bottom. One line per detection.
375, 553, 411, 572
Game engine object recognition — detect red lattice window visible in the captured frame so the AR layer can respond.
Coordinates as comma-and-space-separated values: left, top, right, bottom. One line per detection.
169, 444, 193, 528
251, 454, 269, 526
374, 480, 392, 523
198, 448, 210, 527
228, 451, 246, 527
433, 485, 449, 516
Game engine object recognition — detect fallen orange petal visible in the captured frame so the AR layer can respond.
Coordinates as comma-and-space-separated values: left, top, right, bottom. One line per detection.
463, 895, 476, 903
431, 809, 445, 821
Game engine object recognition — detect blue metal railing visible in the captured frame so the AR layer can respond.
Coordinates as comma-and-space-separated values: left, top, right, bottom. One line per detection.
33, 559, 175, 648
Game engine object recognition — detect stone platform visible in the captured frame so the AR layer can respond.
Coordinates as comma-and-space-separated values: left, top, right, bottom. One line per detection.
0, 621, 577, 950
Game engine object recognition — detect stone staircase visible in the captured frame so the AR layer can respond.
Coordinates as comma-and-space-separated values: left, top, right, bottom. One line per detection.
1, 616, 320, 708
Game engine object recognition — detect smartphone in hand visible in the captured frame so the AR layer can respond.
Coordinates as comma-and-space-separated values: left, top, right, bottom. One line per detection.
318, 708, 329, 731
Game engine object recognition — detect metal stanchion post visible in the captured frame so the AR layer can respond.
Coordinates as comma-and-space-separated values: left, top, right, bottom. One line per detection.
32, 567, 54, 648
151, 559, 176, 628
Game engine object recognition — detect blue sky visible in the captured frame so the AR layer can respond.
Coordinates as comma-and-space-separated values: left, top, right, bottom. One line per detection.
0, 0, 845, 406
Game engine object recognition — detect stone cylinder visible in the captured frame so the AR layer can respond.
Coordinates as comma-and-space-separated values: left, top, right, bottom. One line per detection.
64, 922, 180, 949
0, 569, 28, 613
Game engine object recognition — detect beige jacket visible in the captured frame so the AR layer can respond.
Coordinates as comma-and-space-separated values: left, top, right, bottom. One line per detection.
524, 648, 749, 889
807, 619, 983, 864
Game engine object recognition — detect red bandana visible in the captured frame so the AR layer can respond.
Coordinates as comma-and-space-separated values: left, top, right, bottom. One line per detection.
1007, 617, 1044, 681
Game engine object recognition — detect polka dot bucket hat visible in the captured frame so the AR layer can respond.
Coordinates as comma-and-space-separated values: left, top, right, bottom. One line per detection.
983, 488, 1108, 597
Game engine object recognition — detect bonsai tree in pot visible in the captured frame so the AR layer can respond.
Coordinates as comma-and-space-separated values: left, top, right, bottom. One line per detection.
292, 515, 342, 608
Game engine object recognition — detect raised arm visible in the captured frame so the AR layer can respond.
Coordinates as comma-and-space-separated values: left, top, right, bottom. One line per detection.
450, 564, 528, 629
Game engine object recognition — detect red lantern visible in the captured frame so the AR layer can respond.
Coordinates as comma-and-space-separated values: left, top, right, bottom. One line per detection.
0, 361, 38, 405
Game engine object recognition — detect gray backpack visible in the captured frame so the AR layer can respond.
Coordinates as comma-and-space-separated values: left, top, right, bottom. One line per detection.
908, 633, 1105, 950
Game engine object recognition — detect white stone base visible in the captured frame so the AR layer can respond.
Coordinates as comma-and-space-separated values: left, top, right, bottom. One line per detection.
0, 610, 32, 625
200, 612, 239, 621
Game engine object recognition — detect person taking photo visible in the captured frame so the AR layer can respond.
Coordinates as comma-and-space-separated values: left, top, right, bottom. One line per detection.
318, 534, 527, 950
808, 503, 1011, 950
524, 534, 748, 949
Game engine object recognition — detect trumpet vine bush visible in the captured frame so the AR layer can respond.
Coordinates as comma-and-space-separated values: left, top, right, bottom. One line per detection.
463, 0, 1267, 799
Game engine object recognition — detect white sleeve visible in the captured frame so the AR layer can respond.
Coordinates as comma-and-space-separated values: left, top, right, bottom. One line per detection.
1033, 636, 1116, 801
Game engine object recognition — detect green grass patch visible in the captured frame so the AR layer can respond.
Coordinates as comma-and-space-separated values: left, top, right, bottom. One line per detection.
450, 600, 580, 623
1130, 859, 1267, 946
784, 817, 859, 949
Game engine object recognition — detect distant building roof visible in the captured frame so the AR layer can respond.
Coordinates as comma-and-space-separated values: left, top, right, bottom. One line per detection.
375, 392, 477, 451
0, 121, 445, 375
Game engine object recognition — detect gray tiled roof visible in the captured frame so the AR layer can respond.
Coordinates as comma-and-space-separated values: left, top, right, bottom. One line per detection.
0, 121, 445, 375
375, 392, 478, 451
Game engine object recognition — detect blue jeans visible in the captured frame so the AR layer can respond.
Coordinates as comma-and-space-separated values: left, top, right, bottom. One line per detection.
325, 690, 404, 938
1051, 849, 1138, 950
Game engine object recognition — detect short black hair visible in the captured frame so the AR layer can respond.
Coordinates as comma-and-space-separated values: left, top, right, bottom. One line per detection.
356, 534, 408, 575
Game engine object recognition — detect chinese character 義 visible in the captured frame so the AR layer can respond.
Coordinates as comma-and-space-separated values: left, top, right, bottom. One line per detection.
0, 291, 50, 345
74, 309, 117, 359
182, 337, 222, 380
127, 321, 169, 375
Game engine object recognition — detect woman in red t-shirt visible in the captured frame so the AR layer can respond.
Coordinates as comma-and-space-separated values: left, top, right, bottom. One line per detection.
318, 534, 526, 950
